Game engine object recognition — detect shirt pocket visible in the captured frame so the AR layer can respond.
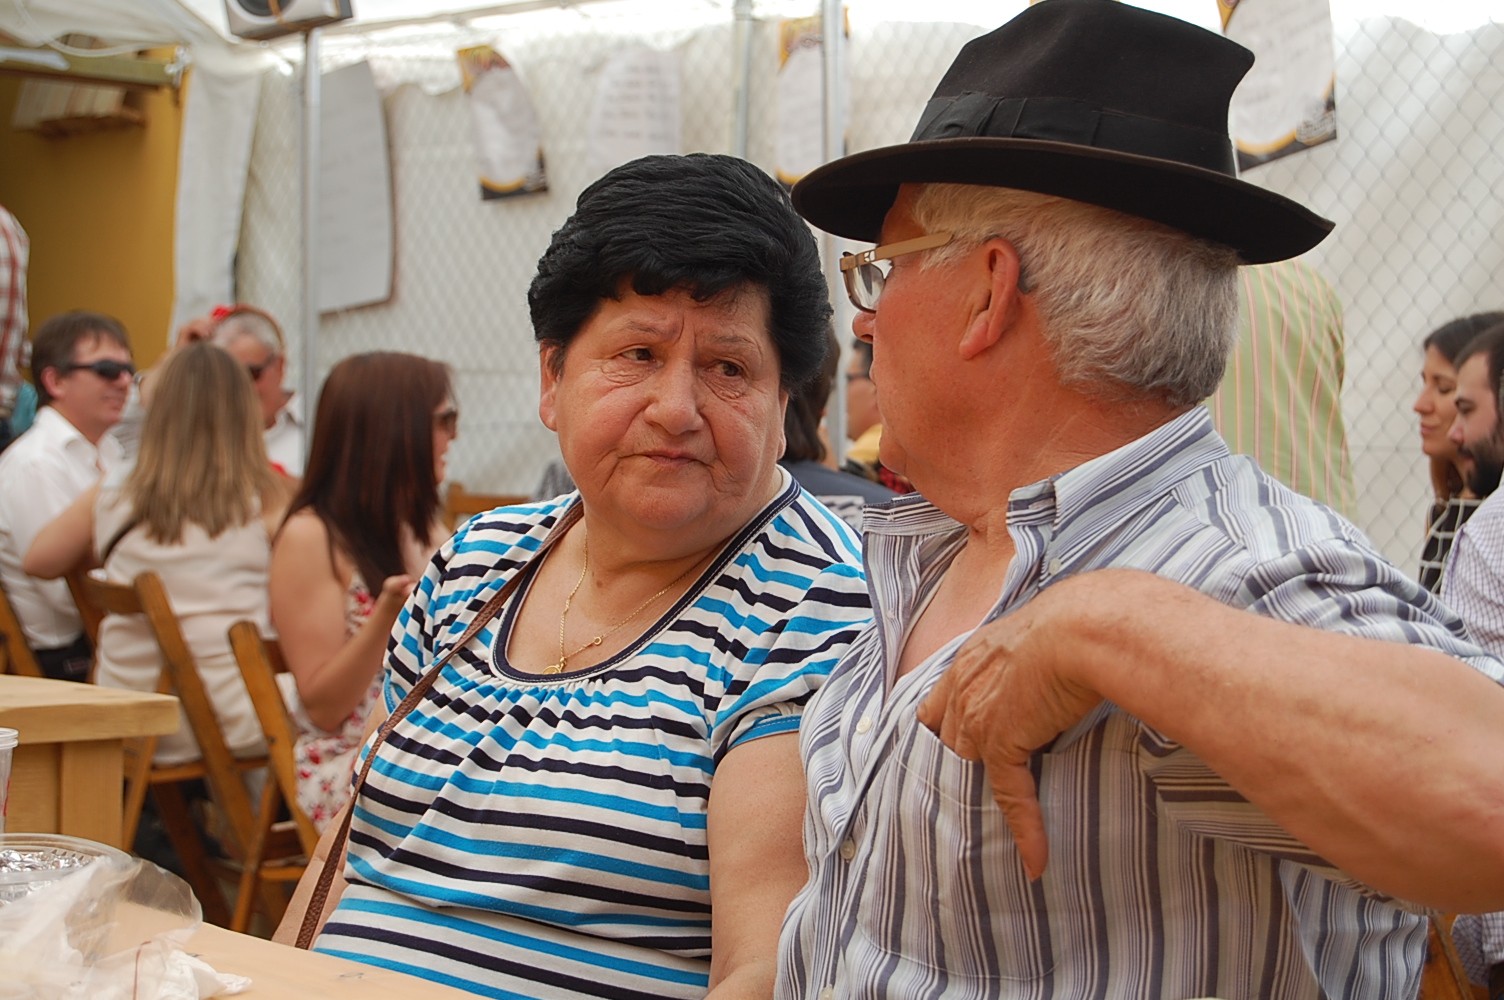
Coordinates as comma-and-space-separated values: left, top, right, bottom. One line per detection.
850, 721, 1055, 984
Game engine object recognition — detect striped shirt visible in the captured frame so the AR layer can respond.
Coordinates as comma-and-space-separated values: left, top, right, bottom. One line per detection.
777, 407, 1501, 1000
316, 473, 872, 1000
1208, 259, 1356, 520
1439, 490, 1504, 986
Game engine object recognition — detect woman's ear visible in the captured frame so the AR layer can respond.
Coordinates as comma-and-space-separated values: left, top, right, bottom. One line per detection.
538, 345, 562, 431
958, 238, 1025, 362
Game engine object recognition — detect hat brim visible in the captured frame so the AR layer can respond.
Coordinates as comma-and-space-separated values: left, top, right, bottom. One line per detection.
790, 137, 1332, 264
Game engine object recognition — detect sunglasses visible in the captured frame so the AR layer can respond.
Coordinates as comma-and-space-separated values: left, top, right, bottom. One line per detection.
61, 359, 136, 381
244, 359, 274, 380
434, 406, 459, 435
840, 231, 954, 312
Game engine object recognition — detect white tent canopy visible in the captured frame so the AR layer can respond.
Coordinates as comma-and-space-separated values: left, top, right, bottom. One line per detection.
4, 0, 1504, 571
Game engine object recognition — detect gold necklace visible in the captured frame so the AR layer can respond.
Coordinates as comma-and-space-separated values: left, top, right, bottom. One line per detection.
544, 533, 703, 675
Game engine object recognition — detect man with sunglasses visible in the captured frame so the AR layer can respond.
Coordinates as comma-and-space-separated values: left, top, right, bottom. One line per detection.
775, 2, 1504, 998
0, 310, 131, 681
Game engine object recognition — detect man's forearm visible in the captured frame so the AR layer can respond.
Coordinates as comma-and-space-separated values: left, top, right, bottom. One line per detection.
1075, 571, 1504, 911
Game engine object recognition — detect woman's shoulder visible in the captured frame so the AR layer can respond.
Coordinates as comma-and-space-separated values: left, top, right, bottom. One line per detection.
437, 495, 576, 580
272, 508, 355, 586
742, 484, 866, 578
276, 507, 332, 549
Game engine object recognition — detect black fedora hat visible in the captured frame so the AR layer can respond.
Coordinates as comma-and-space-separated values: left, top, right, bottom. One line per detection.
791, 0, 1332, 263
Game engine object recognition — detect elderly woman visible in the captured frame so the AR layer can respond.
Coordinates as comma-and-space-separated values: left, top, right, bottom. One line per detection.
278, 154, 871, 1000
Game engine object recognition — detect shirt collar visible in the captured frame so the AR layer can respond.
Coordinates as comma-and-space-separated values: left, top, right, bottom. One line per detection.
274, 391, 304, 429
34, 404, 92, 453
863, 406, 1227, 549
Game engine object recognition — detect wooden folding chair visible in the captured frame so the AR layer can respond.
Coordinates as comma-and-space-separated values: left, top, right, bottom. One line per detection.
0, 578, 44, 677
443, 481, 528, 531
66, 567, 104, 649
1420, 914, 1483, 1000
83, 570, 296, 930
227, 620, 318, 933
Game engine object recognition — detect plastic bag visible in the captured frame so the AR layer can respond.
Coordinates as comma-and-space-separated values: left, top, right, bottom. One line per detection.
0, 843, 249, 1000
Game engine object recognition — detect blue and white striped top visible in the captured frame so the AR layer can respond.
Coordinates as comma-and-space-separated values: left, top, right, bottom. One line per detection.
777, 407, 1503, 1000
315, 474, 871, 1000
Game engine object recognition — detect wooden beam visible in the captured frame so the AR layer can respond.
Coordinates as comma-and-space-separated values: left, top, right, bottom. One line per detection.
0, 45, 178, 89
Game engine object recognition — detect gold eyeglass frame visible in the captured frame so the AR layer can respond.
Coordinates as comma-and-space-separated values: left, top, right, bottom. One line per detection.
839, 231, 955, 312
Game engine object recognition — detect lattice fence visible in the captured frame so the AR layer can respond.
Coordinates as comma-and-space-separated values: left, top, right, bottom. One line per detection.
234, 0, 1504, 573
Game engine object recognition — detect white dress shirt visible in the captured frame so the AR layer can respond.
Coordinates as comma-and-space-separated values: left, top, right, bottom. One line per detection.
264, 391, 304, 476
0, 405, 121, 648
1439, 491, 1504, 987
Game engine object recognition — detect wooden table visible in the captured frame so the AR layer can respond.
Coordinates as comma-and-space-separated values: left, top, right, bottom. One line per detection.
187, 923, 482, 998
0, 674, 178, 848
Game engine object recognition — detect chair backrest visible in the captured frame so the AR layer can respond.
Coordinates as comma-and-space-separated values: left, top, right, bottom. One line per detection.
66, 567, 104, 648
86, 570, 261, 858
228, 620, 320, 856
0, 578, 43, 677
443, 482, 528, 530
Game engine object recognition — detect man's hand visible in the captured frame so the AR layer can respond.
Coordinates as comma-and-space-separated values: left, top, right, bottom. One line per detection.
916, 573, 1132, 880
175, 314, 218, 345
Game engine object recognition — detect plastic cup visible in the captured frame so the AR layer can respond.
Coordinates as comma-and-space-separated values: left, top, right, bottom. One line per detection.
0, 727, 16, 835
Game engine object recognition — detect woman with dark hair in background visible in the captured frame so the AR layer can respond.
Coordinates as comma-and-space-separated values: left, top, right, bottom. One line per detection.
1416, 312, 1504, 590
780, 327, 895, 531
269, 351, 456, 831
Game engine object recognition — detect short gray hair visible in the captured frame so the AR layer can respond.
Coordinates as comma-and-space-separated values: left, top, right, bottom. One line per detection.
910, 183, 1240, 408
211, 306, 285, 359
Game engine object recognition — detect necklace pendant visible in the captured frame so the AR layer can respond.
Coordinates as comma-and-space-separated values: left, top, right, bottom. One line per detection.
589, 636, 603, 647
542, 663, 563, 675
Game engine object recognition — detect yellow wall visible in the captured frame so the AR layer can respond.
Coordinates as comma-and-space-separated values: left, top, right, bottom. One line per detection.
0, 53, 184, 367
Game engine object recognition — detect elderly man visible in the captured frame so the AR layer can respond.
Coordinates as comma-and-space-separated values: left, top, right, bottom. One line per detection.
0, 311, 130, 680
777, 2, 1504, 998
211, 305, 303, 474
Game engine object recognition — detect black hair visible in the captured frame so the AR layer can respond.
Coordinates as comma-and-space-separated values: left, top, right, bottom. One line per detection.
784, 326, 840, 463
528, 153, 831, 390
1425, 312, 1504, 365
1454, 324, 1504, 401
30, 310, 131, 406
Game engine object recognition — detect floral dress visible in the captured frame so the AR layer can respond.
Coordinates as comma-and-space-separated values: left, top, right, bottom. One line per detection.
293, 571, 381, 832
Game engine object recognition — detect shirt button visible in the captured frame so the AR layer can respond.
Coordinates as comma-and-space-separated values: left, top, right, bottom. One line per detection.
839, 839, 856, 860
855, 716, 873, 735
818, 989, 834, 1000
1047, 557, 1064, 576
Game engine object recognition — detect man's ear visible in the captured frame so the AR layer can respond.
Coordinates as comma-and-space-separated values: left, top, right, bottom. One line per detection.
538, 344, 562, 431
38, 366, 66, 401
958, 238, 1025, 362
776, 388, 789, 460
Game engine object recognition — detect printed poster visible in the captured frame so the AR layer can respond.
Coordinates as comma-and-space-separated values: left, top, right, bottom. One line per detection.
587, 46, 681, 177
457, 45, 548, 200
1220, 0, 1337, 170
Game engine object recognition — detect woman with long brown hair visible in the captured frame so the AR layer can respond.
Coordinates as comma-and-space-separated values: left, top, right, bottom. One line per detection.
269, 351, 455, 830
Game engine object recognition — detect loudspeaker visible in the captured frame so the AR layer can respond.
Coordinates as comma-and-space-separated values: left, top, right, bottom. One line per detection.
225, 0, 354, 41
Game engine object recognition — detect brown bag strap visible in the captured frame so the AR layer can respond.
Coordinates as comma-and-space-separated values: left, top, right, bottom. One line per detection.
295, 503, 581, 949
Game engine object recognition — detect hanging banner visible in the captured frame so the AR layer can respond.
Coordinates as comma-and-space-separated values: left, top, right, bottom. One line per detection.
775, 12, 849, 188
1220, 0, 1337, 170
457, 45, 548, 201
586, 46, 681, 178
775, 16, 825, 187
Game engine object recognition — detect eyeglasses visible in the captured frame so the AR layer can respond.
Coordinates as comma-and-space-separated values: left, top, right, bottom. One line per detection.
61, 359, 136, 381
839, 231, 954, 312
434, 406, 459, 436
